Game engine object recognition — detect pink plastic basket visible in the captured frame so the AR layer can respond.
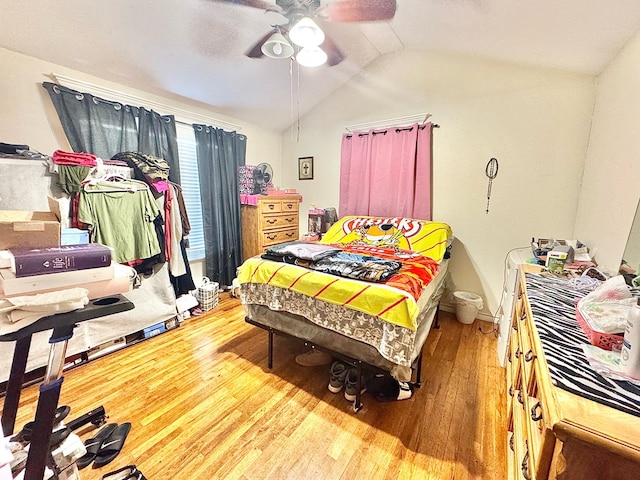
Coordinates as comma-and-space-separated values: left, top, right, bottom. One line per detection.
575, 305, 624, 351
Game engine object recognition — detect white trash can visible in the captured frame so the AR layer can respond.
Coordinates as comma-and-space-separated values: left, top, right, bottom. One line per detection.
453, 291, 484, 324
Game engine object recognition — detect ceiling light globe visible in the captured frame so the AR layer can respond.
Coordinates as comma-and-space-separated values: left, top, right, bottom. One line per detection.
261, 31, 294, 59
289, 17, 325, 47
296, 46, 328, 67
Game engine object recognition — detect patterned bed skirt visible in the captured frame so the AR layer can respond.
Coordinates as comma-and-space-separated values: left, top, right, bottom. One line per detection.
240, 265, 448, 381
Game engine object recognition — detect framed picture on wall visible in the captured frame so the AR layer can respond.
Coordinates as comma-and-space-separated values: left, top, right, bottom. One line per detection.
298, 156, 314, 180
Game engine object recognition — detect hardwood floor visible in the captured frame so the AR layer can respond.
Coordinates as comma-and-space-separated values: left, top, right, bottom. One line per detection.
3, 293, 507, 479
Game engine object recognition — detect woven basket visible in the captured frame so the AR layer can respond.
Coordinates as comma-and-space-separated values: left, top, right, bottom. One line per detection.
197, 277, 219, 312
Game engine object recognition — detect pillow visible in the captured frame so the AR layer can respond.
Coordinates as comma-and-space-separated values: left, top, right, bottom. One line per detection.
320, 215, 452, 262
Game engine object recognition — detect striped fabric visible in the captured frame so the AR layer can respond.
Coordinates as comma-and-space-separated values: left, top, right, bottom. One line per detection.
525, 273, 640, 417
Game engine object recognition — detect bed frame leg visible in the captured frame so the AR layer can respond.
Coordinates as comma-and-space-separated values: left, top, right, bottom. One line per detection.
353, 362, 363, 413
414, 350, 423, 388
434, 304, 441, 329
268, 329, 274, 369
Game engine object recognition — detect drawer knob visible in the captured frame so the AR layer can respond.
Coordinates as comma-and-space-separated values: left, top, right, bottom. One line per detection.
509, 434, 515, 452
285, 232, 295, 237
515, 347, 522, 359
266, 235, 277, 240
285, 204, 293, 209
530, 401, 543, 422
266, 219, 276, 224
286, 217, 294, 223
508, 385, 514, 397
268, 205, 275, 210
520, 311, 527, 322
517, 390, 524, 405
524, 350, 536, 362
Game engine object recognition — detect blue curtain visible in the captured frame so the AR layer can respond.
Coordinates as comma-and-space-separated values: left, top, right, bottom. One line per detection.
193, 124, 246, 286
42, 82, 180, 182
43, 82, 138, 159
138, 107, 181, 183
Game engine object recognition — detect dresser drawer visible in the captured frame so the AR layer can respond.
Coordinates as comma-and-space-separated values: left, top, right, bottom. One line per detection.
512, 388, 534, 480
261, 213, 298, 231
260, 200, 283, 214
259, 198, 300, 215
262, 227, 298, 246
508, 329, 523, 419
281, 199, 299, 212
516, 307, 537, 392
523, 375, 553, 479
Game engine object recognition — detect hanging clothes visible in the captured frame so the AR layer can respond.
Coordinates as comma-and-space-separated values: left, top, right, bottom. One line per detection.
57, 165, 91, 195
78, 180, 162, 263
111, 151, 170, 194
168, 183, 195, 295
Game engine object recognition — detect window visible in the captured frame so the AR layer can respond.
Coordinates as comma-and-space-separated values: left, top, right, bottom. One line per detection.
176, 123, 205, 261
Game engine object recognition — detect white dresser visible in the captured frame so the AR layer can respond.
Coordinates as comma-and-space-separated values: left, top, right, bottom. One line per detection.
497, 247, 535, 366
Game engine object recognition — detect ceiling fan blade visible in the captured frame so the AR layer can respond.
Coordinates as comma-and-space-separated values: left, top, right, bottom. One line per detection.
245, 30, 277, 58
325, 0, 397, 23
208, 0, 279, 11
321, 34, 345, 67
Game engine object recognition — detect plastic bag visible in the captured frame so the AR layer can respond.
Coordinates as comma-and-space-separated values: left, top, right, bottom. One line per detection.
577, 275, 636, 333
196, 277, 219, 312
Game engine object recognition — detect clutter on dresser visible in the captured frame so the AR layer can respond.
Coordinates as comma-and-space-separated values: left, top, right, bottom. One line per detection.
575, 275, 634, 351
531, 237, 596, 275
238, 163, 274, 195
305, 205, 338, 241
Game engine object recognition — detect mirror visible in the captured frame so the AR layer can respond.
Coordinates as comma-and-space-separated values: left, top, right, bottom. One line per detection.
621, 202, 640, 284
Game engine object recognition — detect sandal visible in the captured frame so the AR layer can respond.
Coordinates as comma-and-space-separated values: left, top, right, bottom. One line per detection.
93, 422, 132, 468
101, 465, 145, 480
11, 405, 71, 444
77, 423, 118, 469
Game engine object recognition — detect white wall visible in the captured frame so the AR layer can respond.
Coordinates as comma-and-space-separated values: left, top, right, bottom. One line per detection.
0, 47, 283, 176
281, 49, 596, 320
573, 30, 640, 272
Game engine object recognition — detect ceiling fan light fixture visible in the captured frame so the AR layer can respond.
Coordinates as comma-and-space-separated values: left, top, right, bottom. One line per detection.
289, 17, 325, 47
296, 46, 328, 67
261, 31, 294, 59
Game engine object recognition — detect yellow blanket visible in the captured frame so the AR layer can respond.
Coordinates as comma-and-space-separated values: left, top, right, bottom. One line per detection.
238, 257, 422, 330
239, 217, 452, 331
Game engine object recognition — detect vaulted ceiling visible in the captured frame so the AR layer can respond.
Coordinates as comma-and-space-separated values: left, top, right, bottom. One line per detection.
2, 0, 640, 131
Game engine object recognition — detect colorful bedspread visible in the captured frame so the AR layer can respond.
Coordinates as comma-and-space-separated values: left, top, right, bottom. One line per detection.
238, 216, 453, 331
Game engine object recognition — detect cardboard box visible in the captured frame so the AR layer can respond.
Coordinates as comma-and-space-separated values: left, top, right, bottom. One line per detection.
0, 197, 62, 250
546, 250, 568, 273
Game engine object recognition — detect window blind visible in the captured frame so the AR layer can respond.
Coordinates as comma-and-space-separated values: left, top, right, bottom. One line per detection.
176, 123, 205, 261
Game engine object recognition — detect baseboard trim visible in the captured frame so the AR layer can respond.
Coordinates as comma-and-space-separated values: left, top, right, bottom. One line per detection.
440, 302, 495, 324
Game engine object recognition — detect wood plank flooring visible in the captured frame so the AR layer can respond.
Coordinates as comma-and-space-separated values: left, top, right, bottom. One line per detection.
3, 293, 507, 479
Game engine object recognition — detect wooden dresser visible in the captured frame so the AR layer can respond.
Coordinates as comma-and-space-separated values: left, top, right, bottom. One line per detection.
507, 264, 640, 479
240, 195, 301, 260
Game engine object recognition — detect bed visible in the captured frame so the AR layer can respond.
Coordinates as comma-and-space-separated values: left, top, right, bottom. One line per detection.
238, 215, 453, 410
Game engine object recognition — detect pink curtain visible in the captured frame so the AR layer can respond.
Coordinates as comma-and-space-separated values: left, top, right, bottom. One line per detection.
339, 122, 432, 220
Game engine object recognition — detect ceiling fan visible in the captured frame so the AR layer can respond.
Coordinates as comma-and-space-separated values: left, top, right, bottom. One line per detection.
211, 0, 397, 67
